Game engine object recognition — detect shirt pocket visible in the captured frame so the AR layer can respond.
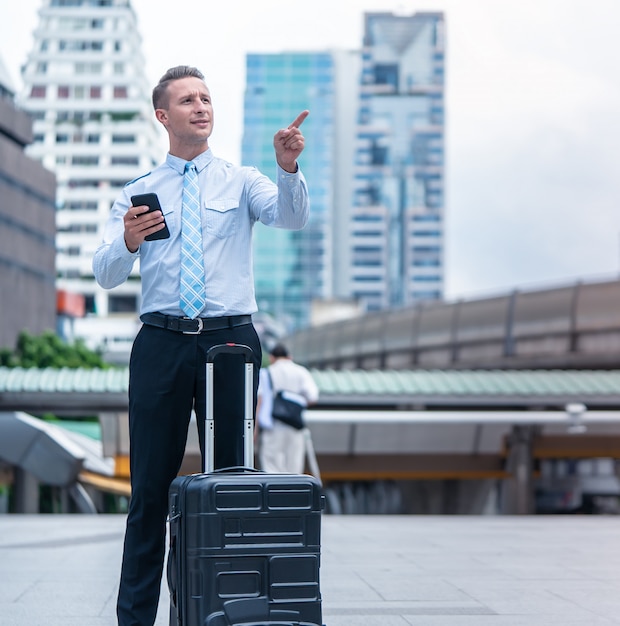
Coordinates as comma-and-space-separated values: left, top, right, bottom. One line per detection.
162, 208, 178, 236
204, 198, 238, 239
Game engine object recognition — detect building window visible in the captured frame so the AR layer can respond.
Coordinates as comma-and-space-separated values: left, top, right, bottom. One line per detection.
412, 230, 441, 237
57, 85, 70, 98
412, 290, 441, 300
112, 134, 136, 143
353, 214, 383, 222
110, 111, 138, 121
113, 86, 128, 99
353, 245, 382, 254
412, 275, 440, 282
76, 62, 103, 74
59, 39, 103, 51
413, 214, 440, 222
353, 259, 381, 267
374, 64, 398, 89
111, 156, 139, 166
68, 179, 100, 188
354, 276, 382, 282
72, 155, 99, 166
30, 85, 47, 98
64, 201, 98, 211
412, 245, 441, 253
352, 230, 382, 237
370, 141, 388, 165
58, 223, 98, 234
90, 86, 101, 99
84, 295, 95, 314
109, 295, 137, 313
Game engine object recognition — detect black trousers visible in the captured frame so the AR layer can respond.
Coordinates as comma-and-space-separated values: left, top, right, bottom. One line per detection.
116, 322, 262, 626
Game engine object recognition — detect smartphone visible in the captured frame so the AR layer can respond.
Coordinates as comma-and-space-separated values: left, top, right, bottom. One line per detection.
130, 193, 170, 241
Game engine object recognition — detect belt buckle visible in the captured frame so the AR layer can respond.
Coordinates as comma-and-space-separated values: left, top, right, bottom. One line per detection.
181, 317, 203, 334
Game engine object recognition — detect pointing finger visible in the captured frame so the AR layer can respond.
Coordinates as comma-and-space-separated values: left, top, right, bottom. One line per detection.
288, 110, 309, 129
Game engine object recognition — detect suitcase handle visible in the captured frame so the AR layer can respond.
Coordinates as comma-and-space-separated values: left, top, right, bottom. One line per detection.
211, 466, 261, 474
205, 343, 255, 473
206, 342, 254, 363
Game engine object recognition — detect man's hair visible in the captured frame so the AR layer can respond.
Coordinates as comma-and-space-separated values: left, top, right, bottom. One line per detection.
152, 65, 205, 110
269, 343, 289, 358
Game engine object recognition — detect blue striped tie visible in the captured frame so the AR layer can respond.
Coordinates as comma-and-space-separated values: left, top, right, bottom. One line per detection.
180, 162, 206, 319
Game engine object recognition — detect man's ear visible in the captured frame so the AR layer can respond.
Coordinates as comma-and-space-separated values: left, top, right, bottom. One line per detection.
155, 109, 168, 125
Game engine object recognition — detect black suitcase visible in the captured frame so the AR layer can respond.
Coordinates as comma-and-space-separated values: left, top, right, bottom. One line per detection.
167, 343, 324, 626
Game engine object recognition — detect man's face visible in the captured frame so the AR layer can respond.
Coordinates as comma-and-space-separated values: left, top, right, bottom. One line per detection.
155, 76, 214, 148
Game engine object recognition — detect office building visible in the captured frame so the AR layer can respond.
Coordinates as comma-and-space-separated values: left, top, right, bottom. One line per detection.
0, 55, 56, 351
243, 51, 338, 330
18, 0, 162, 359
243, 12, 445, 328
351, 11, 446, 311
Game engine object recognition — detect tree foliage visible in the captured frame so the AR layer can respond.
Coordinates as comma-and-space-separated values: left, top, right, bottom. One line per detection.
0, 330, 110, 369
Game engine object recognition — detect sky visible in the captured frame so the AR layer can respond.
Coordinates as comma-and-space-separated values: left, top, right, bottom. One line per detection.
1, 0, 619, 302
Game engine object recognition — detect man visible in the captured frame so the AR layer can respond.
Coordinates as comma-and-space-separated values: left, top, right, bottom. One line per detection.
93, 65, 309, 626
257, 343, 319, 474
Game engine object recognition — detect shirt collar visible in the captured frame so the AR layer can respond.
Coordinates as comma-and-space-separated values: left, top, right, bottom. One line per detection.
166, 148, 214, 175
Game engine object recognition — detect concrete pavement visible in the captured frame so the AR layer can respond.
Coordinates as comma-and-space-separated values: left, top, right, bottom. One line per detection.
1, 514, 620, 625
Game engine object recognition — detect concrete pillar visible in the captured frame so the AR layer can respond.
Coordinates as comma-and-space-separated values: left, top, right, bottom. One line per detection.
13, 467, 39, 513
501, 425, 534, 515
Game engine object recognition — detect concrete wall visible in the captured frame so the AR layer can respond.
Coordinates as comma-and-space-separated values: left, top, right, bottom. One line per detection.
0, 94, 56, 351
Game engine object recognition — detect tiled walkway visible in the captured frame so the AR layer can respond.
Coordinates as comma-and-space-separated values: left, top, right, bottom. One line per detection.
1, 514, 620, 625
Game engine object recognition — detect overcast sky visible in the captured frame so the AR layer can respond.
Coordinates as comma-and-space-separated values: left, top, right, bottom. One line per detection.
1, 0, 619, 301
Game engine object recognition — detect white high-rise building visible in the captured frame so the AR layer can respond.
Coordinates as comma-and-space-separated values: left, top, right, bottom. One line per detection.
19, 0, 163, 359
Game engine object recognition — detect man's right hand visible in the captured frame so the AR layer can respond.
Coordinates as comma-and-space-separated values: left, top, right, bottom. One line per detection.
123, 205, 166, 252
274, 110, 309, 173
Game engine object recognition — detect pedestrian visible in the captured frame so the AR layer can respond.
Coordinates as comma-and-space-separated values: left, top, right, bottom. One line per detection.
256, 343, 319, 474
92, 65, 310, 626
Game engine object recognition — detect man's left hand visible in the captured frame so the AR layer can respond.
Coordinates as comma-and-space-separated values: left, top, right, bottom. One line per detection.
274, 110, 309, 173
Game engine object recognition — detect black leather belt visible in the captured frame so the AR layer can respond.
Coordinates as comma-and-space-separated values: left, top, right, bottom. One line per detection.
140, 312, 252, 334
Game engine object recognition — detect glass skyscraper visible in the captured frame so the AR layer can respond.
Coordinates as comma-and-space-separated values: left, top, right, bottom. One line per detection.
243, 52, 335, 330
243, 12, 445, 330
352, 12, 445, 311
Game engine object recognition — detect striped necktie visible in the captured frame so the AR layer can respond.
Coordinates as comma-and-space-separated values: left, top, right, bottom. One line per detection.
180, 161, 206, 319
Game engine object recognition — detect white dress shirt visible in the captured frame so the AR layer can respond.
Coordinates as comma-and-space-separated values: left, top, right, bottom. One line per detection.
93, 148, 310, 317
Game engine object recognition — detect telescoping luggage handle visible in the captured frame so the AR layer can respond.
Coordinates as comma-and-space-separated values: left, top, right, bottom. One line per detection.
205, 343, 254, 474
